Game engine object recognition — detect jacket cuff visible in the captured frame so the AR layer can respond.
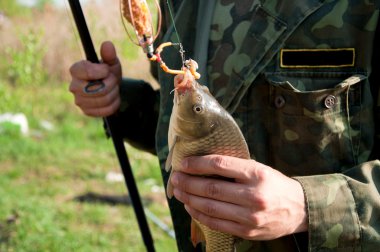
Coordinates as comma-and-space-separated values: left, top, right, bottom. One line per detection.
294, 174, 361, 251
117, 78, 159, 154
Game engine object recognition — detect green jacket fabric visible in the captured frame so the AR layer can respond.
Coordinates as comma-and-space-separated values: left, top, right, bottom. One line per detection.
120, 0, 380, 251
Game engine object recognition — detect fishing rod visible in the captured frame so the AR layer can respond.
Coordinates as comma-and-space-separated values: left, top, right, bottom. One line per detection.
67, 1, 155, 251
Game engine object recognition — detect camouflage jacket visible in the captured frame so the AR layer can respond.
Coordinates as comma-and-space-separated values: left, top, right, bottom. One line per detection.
120, 0, 380, 251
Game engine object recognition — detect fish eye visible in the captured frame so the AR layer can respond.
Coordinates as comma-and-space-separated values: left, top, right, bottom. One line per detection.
193, 104, 203, 113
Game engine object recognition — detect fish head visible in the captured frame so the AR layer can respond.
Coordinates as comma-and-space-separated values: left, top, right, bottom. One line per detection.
171, 70, 224, 139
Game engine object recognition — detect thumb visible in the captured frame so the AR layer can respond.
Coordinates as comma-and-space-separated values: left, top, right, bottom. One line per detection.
100, 41, 119, 66
100, 41, 122, 79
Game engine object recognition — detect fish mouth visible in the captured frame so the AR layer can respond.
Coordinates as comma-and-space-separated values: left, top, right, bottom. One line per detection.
174, 70, 195, 95
173, 71, 195, 105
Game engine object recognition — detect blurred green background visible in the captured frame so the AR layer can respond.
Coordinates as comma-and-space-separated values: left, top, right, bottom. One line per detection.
0, 0, 175, 251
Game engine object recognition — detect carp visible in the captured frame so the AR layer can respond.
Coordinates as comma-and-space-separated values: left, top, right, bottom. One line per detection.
165, 66, 250, 252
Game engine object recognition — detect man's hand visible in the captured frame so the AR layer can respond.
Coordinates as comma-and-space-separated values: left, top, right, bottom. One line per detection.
171, 155, 308, 240
69, 41, 122, 117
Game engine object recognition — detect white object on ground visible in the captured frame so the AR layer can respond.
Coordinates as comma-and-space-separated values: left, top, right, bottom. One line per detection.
0, 113, 29, 135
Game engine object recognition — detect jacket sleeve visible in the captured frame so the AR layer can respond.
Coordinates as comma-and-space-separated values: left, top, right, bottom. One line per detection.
295, 160, 380, 251
115, 78, 160, 155
294, 20, 380, 252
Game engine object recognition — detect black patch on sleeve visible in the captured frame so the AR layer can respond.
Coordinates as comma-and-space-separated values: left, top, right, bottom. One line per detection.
280, 48, 355, 68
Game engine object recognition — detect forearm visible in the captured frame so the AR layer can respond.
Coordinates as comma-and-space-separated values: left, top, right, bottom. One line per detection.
116, 78, 160, 154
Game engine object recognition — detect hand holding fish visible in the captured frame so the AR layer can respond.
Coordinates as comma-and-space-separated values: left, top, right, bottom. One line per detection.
171, 154, 308, 241
69, 41, 122, 117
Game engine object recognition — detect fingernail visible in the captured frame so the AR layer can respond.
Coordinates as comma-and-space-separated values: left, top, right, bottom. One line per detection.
181, 158, 188, 169
184, 204, 191, 213
171, 172, 179, 186
173, 188, 179, 198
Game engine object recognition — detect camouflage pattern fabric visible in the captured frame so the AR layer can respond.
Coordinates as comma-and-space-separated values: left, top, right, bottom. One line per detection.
119, 0, 380, 251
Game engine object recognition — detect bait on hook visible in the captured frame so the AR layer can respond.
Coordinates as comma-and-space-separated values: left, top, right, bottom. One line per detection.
120, 0, 161, 56
120, 0, 200, 79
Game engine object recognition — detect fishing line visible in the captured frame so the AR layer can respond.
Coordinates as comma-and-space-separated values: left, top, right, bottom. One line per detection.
165, 0, 185, 66
165, 0, 180, 44
65, 2, 158, 251
65, 0, 86, 60
64, 3, 126, 226
64, 0, 136, 230
64, 0, 136, 188
65, 1, 176, 247
292, 234, 302, 252
64, 0, 109, 136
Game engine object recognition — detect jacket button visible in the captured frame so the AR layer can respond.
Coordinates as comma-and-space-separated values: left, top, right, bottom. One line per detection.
274, 95, 286, 108
324, 95, 336, 108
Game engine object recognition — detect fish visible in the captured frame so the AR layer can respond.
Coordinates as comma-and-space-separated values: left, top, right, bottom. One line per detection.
165, 66, 250, 252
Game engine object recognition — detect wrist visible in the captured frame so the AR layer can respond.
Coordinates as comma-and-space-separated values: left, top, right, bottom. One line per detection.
292, 178, 308, 233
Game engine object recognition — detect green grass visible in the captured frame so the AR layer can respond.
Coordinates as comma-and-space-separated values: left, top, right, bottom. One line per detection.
0, 2, 177, 251
0, 81, 177, 251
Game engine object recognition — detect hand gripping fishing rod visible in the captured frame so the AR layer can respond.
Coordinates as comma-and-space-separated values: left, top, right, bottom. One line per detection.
67, 1, 155, 251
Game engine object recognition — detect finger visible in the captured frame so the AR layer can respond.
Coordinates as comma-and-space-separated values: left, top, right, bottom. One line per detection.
187, 203, 290, 240
184, 205, 260, 240
69, 60, 110, 81
100, 41, 122, 79
72, 80, 108, 98
100, 41, 119, 66
173, 188, 252, 224
70, 73, 119, 98
82, 97, 121, 117
171, 172, 254, 206
181, 155, 258, 181
75, 83, 120, 110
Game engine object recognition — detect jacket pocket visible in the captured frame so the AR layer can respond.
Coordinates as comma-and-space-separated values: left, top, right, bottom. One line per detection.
265, 73, 374, 175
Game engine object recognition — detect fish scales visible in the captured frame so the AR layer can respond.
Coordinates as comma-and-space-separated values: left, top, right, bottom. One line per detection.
171, 119, 249, 167
166, 70, 250, 252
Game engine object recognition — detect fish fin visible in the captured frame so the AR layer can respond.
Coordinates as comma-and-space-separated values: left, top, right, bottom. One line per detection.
191, 219, 205, 247
165, 136, 177, 172
166, 170, 174, 198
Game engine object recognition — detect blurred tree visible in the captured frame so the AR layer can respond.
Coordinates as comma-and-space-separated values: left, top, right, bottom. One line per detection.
0, 1, 27, 16
35, 0, 54, 9
0, 0, 54, 16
